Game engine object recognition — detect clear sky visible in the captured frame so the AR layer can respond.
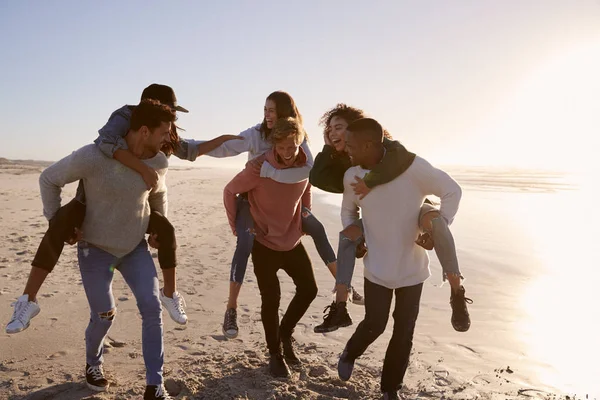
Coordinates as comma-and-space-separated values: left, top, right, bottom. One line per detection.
1, 1, 599, 170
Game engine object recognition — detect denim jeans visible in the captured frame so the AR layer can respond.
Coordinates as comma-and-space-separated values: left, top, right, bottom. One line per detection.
229, 196, 336, 283
77, 240, 164, 386
345, 279, 423, 392
251, 240, 318, 354
336, 203, 462, 287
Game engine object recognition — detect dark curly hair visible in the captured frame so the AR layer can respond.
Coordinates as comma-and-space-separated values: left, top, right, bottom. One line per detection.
319, 103, 392, 141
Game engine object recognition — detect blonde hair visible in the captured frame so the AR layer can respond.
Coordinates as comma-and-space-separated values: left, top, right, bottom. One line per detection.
270, 117, 305, 145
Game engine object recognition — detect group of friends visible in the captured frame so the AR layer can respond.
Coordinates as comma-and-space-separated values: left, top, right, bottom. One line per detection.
5, 84, 472, 400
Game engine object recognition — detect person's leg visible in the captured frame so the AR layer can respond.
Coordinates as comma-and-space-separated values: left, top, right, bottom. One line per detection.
335, 220, 365, 303
6, 199, 85, 334
380, 283, 423, 394
118, 240, 164, 388
314, 220, 365, 334
29, 198, 87, 298
251, 240, 290, 377
279, 243, 318, 334
418, 204, 472, 332
338, 278, 393, 381
279, 242, 318, 364
223, 196, 255, 338
147, 211, 177, 295
147, 212, 187, 325
301, 208, 336, 277
251, 241, 283, 354
77, 241, 116, 392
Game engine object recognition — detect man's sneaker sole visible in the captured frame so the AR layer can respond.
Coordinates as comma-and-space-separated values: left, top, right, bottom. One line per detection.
5, 307, 40, 334
87, 381, 109, 392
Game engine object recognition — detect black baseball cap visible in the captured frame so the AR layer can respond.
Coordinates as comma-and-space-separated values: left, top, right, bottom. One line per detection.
140, 83, 189, 113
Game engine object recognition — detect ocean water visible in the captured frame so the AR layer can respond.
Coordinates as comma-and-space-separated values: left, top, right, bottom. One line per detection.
314, 167, 599, 397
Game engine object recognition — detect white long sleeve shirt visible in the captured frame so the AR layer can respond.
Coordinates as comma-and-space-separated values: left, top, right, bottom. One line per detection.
341, 156, 462, 289
202, 124, 314, 184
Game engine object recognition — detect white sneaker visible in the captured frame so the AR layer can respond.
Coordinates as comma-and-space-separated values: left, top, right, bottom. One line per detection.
6, 294, 41, 334
159, 289, 187, 325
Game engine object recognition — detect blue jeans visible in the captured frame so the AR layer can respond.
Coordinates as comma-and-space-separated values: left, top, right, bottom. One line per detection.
336, 203, 462, 287
230, 196, 336, 283
77, 240, 164, 386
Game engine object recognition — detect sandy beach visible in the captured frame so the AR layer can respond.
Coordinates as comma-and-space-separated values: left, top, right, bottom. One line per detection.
0, 159, 596, 400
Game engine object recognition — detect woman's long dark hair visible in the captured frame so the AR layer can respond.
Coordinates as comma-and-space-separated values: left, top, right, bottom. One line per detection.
260, 91, 305, 140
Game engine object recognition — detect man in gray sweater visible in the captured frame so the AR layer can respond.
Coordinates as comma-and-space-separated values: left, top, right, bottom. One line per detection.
38, 99, 176, 400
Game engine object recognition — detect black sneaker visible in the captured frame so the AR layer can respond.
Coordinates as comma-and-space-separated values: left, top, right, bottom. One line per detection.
269, 353, 290, 378
314, 301, 353, 333
450, 286, 473, 332
85, 364, 109, 392
281, 335, 300, 365
144, 384, 173, 400
222, 308, 238, 339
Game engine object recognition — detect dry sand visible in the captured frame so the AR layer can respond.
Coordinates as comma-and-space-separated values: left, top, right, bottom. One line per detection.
0, 159, 586, 399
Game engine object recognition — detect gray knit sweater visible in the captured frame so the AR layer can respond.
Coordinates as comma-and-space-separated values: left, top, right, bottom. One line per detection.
39, 144, 168, 257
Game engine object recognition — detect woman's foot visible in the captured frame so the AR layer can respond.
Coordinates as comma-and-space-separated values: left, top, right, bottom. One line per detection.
314, 301, 352, 333
5, 294, 40, 334
222, 308, 239, 339
450, 286, 472, 332
159, 289, 188, 325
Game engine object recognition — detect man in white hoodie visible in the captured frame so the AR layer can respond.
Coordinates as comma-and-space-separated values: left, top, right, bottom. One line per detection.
336, 118, 462, 399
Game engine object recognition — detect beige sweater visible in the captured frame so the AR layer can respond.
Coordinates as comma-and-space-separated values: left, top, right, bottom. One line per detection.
39, 144, 168, 257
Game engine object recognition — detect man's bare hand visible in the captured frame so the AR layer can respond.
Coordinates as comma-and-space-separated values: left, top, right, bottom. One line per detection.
356, 238, 367, 258
65, 227, 83, 245
148, 233, 160, 249
351, 176, 371, 200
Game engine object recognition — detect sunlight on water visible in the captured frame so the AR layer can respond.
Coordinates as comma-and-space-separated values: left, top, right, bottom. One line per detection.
517, 173, 600, 397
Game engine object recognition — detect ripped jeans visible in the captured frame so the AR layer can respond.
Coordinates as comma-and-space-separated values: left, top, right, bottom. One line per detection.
230, 196, 336, 283
77, 240, 163, 386
336, 202, 462, 288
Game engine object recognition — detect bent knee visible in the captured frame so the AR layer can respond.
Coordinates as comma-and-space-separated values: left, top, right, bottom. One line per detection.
299, 282, 318, 301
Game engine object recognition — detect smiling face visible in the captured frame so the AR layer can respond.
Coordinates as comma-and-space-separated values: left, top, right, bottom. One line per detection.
264, 99, 277, 129
274, 135, 300, 167
144, 121, 172, 154
328, 115, 348, 152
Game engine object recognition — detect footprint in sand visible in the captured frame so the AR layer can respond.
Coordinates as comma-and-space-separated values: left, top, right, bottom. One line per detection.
239, 314, 251, 324
47, 351, 68, 359
434, 369, 452, 386
106, 336, 126, 348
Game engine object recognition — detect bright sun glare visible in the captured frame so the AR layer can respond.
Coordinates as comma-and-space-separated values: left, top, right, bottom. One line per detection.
479, 39, 600, 173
